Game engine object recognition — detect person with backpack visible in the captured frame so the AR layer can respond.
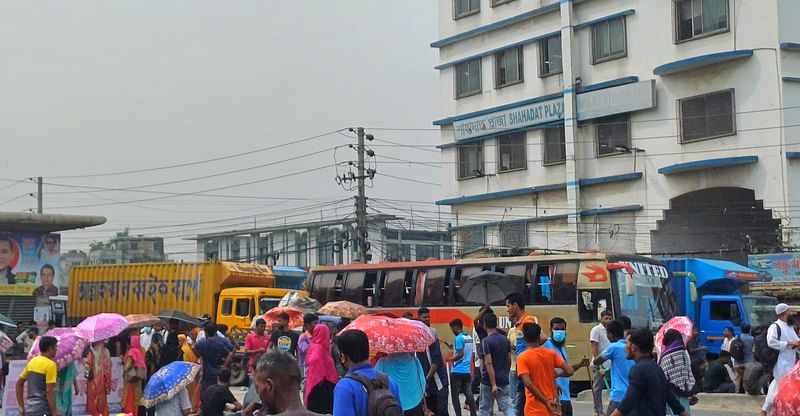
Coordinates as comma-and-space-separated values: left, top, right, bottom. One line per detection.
729, 325, 754, 393
760, 303, 800, 416
658, 329, 695, 414
333, 329, 402, 416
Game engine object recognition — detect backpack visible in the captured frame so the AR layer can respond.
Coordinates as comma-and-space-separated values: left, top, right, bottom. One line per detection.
729, 336, 746, 363
346, 372, 403, 416
754, 323, 781, 369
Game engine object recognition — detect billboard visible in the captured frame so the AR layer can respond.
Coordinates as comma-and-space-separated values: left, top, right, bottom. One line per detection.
0, 232, 61, 296
748, 253, 800, 282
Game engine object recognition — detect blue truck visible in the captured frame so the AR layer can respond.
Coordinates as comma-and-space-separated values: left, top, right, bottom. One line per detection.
662, 258, 779, 355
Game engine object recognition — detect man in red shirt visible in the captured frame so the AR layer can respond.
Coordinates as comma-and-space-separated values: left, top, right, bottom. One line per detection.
245, 318, 270, 384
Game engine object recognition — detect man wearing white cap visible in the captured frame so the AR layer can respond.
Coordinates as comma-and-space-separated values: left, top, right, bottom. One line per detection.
760, 303, 799, 415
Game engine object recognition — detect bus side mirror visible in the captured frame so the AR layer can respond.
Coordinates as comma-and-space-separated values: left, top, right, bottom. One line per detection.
690, 282, 697, 302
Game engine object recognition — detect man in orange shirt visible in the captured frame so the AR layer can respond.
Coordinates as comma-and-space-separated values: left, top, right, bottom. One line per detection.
517, 323, 574, 416
506, 292, 536, 416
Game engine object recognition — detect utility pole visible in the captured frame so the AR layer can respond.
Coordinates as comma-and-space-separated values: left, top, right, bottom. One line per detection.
336, 127, 376, 263
37, 176, 43, 214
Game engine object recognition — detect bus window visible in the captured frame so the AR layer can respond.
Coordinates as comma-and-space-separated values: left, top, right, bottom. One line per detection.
382, 270, 407, 306
553, 262, 578, 304
235, 299, 250, 317
343, 272, 365, 303
501, 264, 527, 296
364, 272, 378, 307
455, 267, 483, 305
533, 264, 554, 304
312, 272, 337, 304
403, 270, 414, 306
578, 289, 612, 323
416, 268, 446, 306
333, 272, 346, 301
220, 298, 233, 316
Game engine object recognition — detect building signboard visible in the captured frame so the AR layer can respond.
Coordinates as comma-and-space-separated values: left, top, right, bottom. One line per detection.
576, 80, 656, 121
749, 253, 800, 281
0, 232, 61, 296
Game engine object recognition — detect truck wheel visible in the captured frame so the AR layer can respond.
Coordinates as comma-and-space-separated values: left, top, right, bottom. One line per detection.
230, 357, 248, 386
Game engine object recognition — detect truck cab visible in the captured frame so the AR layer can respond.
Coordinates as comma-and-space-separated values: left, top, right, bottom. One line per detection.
216, 287, 307, 333
663, 258, 779, 355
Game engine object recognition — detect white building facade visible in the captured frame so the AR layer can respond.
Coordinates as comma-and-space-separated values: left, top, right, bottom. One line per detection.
435, 0, 800, 264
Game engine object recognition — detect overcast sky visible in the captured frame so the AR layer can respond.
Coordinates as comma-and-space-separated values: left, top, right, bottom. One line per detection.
0, 1, 444, 260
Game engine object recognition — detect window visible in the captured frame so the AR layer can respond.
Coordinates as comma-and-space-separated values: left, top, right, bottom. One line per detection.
231, 240, 240, 260
592, 17, 627, 63
497, 133, 526, 172
578, 289, 612, 323
454, 0, 480, 19
495, 47, 523, 88
416, 244, 441, 260
552, 262, 578, 304
343, 272, 365, 303
382, 270, 408, 306
460, 228, 484, 252
679, 89, 735, 143
532, 264, 554, 304
500, 222, 527, 247
415, 268, 447, 306
455, 266, 483, 305
386, 244, 411, 262
235, 299, 250, 317
311, 272, 337, 304
220, 299, 233, 316
675, 0, 729, 42
597, 114, 631, 156
710, 300, 738, 321
458, 143, 484, 179
455, 59, 481, 98
543, 126, 566, 165
540, 36, 562, 76
295, 232, 307, 267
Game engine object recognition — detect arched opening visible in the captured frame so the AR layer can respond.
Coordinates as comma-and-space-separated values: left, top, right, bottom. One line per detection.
650, 187, 781, 264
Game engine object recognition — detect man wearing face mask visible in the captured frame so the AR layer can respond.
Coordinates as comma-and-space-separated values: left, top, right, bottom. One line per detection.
543, 317, 591, 416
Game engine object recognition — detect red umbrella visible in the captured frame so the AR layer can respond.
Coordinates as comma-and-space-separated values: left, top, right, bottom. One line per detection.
774, 361, 800, 415
338, 315, 435, 354
655, 316, 694, 355
253, 306, 305, 329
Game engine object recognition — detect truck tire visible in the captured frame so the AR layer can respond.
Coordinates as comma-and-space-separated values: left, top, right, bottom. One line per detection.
230, 355, 248, 386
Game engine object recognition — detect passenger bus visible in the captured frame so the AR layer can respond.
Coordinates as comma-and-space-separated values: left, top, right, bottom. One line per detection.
307, 252, 675, 391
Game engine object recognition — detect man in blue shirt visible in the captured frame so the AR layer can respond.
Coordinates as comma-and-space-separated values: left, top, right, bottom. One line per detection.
479, 313, 512, 416
416, 307, 449, 416
543, 317, 590, 416
593, 320, 634, 416
332, 329, 401, 416
447, 319, 477, 416
195, 322, 234, 397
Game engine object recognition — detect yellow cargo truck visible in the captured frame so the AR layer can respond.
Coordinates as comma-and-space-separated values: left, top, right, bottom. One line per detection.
68, 261, 297, 332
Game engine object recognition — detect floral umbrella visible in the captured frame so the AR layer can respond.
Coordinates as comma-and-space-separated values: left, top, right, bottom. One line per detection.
337, 315, 435, 354
655, 316, 694, 355
318, 300, 368, 319
251, 306, 305, 329
775, 360, 800, 415
77, 313, 129, 343
141, 361, 201, 408
28, 328, 89, 369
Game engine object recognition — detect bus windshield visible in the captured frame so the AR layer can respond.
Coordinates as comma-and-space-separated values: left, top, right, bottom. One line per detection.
742, 296, 779, 328
613, 269, 674, 332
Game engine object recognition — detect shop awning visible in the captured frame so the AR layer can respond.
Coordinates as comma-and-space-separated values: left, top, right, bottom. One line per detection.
653, 50, 753, 76
658, 155, 758, 175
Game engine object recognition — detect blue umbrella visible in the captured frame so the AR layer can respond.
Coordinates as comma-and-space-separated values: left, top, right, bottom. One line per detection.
141, 361, 200, 408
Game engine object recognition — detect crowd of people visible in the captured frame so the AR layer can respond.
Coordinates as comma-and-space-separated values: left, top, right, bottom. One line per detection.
8, 297, 800, 416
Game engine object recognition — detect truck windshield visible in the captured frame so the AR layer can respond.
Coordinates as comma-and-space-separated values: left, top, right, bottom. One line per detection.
260, 297, 281, 315
613, 269, 675, 332
742, 296, 779, 328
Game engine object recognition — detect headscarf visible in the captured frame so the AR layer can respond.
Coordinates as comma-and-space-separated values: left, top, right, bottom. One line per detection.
375, 352, 426, 411
659, 329, 695, 396
304, 324, 339, 403
158, 332, 182, 368
124, 335, 146, 369
178, 334, 197, 363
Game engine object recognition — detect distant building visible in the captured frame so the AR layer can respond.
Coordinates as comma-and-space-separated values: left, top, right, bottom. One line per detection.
433, 0, 800, 263
59, 249, 88, 293
191, 214, 452, 267
88, 231, 166, 264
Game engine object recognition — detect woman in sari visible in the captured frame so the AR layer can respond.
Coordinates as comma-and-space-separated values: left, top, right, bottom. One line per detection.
122, 334, 146, 415
86, 340, 112, 416
178, 334, 201, 411
304, 324, 339, 414
659, 329, 696, 415
56, 362, 79, 416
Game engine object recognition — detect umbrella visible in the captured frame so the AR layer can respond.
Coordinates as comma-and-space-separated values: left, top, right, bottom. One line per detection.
126, 314, 162, 329
157, 310, 202, 328
338, 315, 435, 354
318, 300, 368, 319
458, 271, 518, 304
141, 361, 201, 408
77, 313, 129, 343
654, 316, 694, 355
0, 312, 15, 327
28, 328, 89, 369
252, 306, 305, 329
0, 330, 13, 352
775, 361, 800, 415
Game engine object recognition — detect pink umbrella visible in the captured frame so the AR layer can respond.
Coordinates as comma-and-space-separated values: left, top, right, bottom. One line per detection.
655, 316, 694, 355
28, 328, 89, 369
775, 360, 800, 415
77, 313, 129, 342
338, 315, 435, 354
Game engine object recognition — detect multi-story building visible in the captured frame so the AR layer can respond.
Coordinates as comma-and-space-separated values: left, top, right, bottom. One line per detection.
191, 215, 452, 267
434, 0, 800, 264
88, 231, 166, 264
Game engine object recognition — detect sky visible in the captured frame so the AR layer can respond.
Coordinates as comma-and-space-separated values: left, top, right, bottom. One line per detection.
0, 1, 445, 260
